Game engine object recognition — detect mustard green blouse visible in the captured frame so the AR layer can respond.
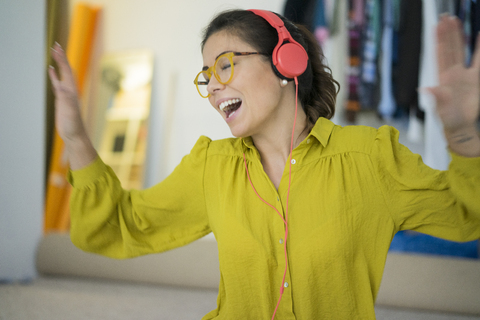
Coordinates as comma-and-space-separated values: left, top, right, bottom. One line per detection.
68, 117, 480, 319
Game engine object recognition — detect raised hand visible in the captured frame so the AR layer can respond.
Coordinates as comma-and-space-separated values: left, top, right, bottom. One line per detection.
48, 42, 97, 169
428, 15, 480, 157
48, 42, 86, 141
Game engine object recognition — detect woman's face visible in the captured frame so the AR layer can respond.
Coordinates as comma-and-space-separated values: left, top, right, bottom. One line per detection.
202, 31, 290, 138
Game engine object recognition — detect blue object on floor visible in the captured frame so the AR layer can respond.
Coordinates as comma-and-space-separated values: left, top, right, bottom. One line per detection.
389, 231, 479, 259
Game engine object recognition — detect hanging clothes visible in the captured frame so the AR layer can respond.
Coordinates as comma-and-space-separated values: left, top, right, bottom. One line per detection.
345, 0, 365, 122
460, 0, 473, 62
418, 0, 450, 170
283, 0, 317, 31
392, 0, 423, 120
377, 0, 397, 120
313, 0, 329, 48
470, 0, 480, 58
358, 0, 381, 110
326, 0, 341, 36
437, 0, 456, 15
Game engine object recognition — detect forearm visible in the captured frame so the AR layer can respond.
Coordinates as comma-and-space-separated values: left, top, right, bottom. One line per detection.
445, 126, 480, 158
64, 133, 98, 170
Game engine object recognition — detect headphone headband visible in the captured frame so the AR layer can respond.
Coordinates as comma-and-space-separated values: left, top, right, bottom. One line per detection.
248, 9, 308, 79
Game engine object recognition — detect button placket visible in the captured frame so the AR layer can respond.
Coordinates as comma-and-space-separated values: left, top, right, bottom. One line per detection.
277, 271, 294, 317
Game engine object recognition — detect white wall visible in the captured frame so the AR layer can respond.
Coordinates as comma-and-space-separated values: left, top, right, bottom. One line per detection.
0, 0, 46, 280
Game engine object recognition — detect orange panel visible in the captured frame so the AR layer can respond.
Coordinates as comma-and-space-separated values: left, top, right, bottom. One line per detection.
44, 3, 101, 233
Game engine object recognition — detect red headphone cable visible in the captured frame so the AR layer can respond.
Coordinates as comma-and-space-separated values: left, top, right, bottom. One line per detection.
243, 77, 299, 320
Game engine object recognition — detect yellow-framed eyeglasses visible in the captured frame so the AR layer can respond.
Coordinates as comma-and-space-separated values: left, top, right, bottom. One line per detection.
193, 51, 265, 98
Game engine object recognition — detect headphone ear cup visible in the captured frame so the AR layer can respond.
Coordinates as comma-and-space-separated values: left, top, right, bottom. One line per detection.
271, 59, 288, 80
275, 42, 309, 79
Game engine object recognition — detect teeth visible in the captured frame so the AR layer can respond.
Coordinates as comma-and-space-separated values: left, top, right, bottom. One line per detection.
219, 98, 241, 112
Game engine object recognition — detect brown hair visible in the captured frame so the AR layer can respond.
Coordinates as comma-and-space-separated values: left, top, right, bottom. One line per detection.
201, 9, 340, 123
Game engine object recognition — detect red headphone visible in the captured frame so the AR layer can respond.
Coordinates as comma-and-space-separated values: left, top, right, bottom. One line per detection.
248, 9, 309, 80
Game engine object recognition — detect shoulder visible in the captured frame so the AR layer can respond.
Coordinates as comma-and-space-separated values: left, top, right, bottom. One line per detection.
325, 123, 396, 155
190, 135, 243, 157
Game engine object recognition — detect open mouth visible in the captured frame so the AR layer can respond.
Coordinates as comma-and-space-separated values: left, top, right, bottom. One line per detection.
219, 98, 242, 119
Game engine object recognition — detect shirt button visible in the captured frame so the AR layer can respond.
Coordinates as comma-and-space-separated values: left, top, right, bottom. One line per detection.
291, 159, 296, 164
307, 138, 311, 144
284, 282, 289, 288
277, 197, 280, 201
279, 239, 283, 244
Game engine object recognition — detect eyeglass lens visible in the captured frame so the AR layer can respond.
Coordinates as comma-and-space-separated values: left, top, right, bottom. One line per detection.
196, 55, 233, 97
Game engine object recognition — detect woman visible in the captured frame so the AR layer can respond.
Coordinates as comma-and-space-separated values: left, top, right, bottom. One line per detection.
49, 9, 480, 320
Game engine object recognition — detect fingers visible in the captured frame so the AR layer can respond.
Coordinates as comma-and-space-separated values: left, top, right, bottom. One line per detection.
422, 86, 451, 110
436, 15, 464, 72
48, 65, 59, 85
49, 42, 76, 89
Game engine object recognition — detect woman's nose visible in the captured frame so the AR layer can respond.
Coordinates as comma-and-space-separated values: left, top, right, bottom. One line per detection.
207, 75, 225, 95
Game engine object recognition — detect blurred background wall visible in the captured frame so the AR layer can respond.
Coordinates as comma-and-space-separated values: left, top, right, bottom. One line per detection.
0, 0, 46, 281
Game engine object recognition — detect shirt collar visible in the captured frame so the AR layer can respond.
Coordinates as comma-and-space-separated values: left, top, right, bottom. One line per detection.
242, 136, 255, 149
241, 117, 335, 150
309, 117, 335, 147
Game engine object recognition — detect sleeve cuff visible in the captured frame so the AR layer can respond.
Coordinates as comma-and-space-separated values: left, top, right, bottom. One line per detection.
67, 156, 108, 188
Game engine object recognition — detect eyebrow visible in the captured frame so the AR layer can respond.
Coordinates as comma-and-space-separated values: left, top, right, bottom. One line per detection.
202, 50, 231, 71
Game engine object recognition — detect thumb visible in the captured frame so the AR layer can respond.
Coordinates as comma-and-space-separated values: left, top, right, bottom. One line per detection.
418, 86, 452, 109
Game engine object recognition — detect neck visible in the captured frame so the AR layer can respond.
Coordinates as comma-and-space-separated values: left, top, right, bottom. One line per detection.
252, 110, 310, 166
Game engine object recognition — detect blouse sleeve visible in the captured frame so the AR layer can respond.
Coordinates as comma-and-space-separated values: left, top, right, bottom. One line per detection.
67, 136, 212, 259
371, 125, 480, 242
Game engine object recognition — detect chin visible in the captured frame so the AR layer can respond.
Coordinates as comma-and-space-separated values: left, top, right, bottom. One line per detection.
229, 131, 247, 138
228, 125, 249, 138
